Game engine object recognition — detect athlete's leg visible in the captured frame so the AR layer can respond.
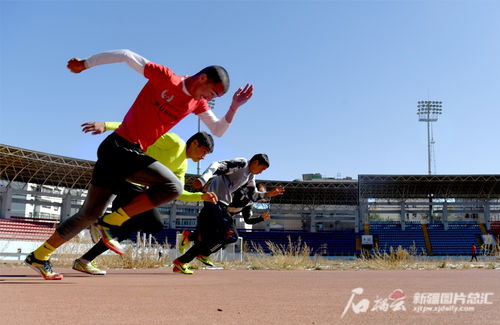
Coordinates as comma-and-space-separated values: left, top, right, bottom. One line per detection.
101, 161, 182, 226
26, 185, 115, 280
177, 242, 203, 264
32, 184, 114, 261
27, 133, 153, 277
98, 164, 180, 254
80, 184, 163, 263
57, 185, 115, 241
176, 203, 227, 265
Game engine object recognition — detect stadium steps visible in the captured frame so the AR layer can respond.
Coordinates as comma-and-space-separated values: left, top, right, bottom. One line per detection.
236, 230, 356, 256
370, 223, 427, 255
140, 222, 483, 257
0, 218, 57, 241
369, 221, 484, 256
129, 229, 357, 256
426, 222, 482, 255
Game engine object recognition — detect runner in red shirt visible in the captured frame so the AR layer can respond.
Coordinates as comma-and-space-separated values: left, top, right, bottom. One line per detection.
25, 49, 253, 280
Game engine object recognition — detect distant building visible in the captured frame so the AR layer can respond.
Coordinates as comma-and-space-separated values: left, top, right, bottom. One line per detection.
302, 173, 353, 181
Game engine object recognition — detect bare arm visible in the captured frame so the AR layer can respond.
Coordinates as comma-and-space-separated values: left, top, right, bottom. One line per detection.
242, 208, 270, 224
81, 121, 121, 135
225, 84, 253, 123
265, 186, 286, 198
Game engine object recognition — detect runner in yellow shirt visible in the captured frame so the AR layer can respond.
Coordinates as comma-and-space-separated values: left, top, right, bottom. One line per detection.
71, 121, 217, 275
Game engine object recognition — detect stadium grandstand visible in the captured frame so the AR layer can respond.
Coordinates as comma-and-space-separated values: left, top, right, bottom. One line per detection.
1, 143, 500, 257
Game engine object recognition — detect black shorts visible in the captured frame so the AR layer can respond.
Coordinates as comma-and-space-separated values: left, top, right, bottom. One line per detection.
197, 202, 234, 242
91, 133, 156, 193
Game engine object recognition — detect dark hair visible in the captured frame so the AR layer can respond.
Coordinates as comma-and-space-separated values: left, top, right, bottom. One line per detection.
186, 131, 214, 153
197, 65, 230, 93
249, 153, 270, 168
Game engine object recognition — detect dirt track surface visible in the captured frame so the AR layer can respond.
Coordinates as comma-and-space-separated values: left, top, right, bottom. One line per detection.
0, 267, 499, 325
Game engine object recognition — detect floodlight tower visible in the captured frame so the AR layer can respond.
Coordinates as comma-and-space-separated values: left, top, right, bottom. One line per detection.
196, 99, 216, 175
417, 101, 443, 175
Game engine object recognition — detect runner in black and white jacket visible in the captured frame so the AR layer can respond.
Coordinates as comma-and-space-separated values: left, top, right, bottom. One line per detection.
184, 182, 276, 256
227, 183, 271, 224
172, 154, 285, 274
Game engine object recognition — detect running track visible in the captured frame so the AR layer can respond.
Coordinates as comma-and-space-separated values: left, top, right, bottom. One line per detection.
0, 267, 498, 325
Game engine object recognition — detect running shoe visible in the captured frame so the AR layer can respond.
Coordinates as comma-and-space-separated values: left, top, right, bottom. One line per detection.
96, 223, 124, 255
72, 258, 106, 275
24, 253, 63, 280
178, 230, 192, 254
196, 255, 215, 267
172, 258, 193, 274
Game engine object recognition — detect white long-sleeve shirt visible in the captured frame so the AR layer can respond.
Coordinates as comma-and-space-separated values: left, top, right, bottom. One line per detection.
198, 158, 257, 206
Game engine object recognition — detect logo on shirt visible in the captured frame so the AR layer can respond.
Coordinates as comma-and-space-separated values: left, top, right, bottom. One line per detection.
161, 89, 174, 102
154, 100, 182, 120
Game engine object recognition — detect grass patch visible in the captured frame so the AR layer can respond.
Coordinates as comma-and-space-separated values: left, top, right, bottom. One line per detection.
244, 236, 322, 270
4, 234, 500, 271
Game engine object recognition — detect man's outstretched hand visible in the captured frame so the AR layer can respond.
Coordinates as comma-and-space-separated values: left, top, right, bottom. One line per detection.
81, 122, 106, 135
265, 186, 285, 198
230, 84, 253, 110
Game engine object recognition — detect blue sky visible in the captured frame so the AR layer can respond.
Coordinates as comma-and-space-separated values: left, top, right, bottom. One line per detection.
1, 0, 500, 181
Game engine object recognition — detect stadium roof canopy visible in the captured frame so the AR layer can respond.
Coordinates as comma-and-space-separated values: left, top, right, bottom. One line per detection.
0, 144, 94, 189
259, 179, 358, 206
3, 144, 500, 204
358, 174, 500, 199
0, 144, 358, 205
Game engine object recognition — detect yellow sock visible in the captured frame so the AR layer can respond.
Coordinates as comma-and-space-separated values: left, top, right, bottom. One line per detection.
102, 208, 130, 226
33, 241, 56, 261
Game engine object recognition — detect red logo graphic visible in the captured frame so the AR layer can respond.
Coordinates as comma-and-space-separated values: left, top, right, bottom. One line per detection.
389, 289, 406, 300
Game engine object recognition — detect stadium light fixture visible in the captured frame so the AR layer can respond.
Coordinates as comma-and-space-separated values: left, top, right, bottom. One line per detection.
417, 100, 443, 174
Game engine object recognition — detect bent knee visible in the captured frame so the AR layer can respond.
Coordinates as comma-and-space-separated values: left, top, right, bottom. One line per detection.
158, 178, 182, 196
148, 179, 183, 205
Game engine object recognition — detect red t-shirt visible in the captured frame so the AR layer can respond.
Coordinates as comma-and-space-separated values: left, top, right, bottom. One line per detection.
115, 62, 209, 151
